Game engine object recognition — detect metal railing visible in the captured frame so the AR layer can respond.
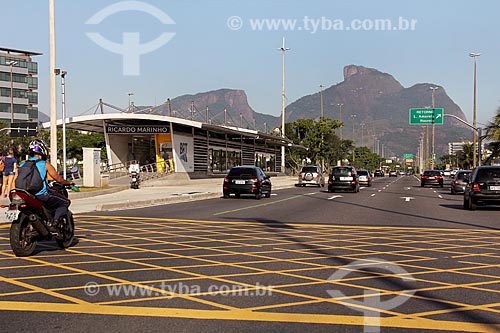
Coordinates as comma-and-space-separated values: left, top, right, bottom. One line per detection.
101, 160, 172, 181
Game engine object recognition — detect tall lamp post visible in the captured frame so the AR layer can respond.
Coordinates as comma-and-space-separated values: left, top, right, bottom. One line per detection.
55, 70, 68, 178
337, 103, 343, 140
430, 86, 439, 169
278, 37, 290, 173
128, 92, 134, 112
6, 61, 18, 123
469, 52, 480, 168
350, 114, 357, 162
319, 84, 324, 118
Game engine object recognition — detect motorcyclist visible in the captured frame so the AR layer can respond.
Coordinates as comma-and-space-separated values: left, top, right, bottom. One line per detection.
12, 139, 74, 227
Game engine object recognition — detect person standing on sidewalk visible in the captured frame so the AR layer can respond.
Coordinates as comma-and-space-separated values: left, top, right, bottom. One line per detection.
2, 149, 17, 197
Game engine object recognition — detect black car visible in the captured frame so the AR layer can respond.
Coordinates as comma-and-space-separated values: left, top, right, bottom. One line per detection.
374, 170, 384, 177
420, 170, 444, 187
223, 166, 271, 199
328, 166, 359, 193
463, 166, 500, 210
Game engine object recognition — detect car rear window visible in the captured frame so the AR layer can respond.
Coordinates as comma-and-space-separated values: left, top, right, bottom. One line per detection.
332, 167, 353, 176
423, 171, 441, 176
301, 166, 318, 173
358, 170, 369, 176
228, 168, 257, 177
475, 168, 500, 182
457, 172, 470, 180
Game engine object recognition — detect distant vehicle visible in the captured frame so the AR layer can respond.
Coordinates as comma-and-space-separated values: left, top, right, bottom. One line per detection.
450, 170, 471, 194
450, 169, 458, 177
357, 169, 372, 187
389, 170, 398, 177
399, 170, 406, 176
297, 165, 325, 187
443, 169, 452, 177
463, 166, 500, 210
223, 166, 271, 200
328, 166, 359, 193
421, 170, 444, 188
374, 170, 384, 177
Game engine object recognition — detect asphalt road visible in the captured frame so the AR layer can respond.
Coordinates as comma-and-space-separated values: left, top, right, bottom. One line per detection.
0, 175, 499, 333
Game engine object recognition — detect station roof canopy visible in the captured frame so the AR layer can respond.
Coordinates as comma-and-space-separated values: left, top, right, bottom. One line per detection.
42, 113, 296, 146
0, 47, 43, 56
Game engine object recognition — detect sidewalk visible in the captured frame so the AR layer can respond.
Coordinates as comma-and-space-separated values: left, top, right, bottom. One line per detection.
0, 175, 297, 222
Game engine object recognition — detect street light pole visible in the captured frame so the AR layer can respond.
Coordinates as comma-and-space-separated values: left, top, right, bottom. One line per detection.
278, 37, 290, 173
6, 61, 18, 123
337, 103, 343, 140
351, 114, 357, 162
61, 71, 67, 179
469, 52, 480, 167
128, 92, 134, 112
49, 0, 57, 165
319, 84, 324, 118
430, 87, 439, 169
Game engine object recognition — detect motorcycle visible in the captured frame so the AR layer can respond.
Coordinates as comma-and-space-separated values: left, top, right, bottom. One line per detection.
4, 182, 75, 257
130, 171, 140, 189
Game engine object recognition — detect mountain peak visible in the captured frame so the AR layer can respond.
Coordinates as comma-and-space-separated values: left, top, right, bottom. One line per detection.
343, 65, 379, 80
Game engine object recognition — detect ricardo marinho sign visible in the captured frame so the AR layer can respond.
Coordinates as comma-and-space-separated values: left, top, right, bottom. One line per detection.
105, 124, 170, 134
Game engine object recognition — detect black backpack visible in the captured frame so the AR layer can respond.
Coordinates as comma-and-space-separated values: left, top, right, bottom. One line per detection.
15, 159, 47, 195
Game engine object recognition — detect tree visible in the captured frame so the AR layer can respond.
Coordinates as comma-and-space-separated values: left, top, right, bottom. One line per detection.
484, 106, 500, 164
458, 143, 474, 170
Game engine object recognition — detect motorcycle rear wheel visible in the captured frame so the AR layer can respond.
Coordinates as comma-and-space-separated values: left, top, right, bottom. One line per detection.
56, 214, 75, 249
10, 213, 37, 257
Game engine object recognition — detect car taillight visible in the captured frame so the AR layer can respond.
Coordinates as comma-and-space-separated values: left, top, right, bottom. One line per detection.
351, 181, 357, 185
224, 177, 229, 182
436, 175, 442, 179
328, 180, 332, 184
454, 180, 459, 185
251, 178, 259, 183
473, 183, 480, 193
422, 175, 428, 179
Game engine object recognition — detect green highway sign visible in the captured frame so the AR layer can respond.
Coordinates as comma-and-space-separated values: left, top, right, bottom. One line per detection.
403, 154, 413, 159
409, 108, 444, 125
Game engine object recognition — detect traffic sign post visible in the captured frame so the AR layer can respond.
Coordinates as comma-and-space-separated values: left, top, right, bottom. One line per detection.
409, 108, 444, 125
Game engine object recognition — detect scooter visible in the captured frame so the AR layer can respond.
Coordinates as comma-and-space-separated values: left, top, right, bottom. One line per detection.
130, 171, 140, 189
4, 182, 75, 257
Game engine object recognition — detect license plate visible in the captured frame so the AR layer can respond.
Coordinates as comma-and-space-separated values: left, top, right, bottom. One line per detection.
428, 177, 435, 180
235, 180, 246, 184
490, 185, 500, 191
5, 210, 19, 222
340, 177, 353, 181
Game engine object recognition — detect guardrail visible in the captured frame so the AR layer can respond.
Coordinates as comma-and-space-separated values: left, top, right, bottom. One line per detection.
101, 161, 172, 181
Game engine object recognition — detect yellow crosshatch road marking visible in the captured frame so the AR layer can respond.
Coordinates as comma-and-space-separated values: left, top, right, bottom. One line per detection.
0, 215, 499, 332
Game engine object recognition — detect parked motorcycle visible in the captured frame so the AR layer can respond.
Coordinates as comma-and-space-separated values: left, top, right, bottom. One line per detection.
4, 182, 75, 257
130, 171, 140, 189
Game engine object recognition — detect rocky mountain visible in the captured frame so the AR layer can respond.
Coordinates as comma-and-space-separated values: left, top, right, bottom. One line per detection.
143, 65, 471, 157
285, 65, 471, 156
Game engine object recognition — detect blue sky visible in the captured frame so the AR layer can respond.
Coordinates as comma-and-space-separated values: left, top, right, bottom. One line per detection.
2, 0, 499, 126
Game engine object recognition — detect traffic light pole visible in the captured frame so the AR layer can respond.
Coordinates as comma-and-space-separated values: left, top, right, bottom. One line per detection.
444, 114, 482, 166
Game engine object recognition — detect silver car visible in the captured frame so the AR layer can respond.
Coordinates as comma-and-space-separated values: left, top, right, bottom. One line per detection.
451, 170, 471, 194
297, 165, 325, 187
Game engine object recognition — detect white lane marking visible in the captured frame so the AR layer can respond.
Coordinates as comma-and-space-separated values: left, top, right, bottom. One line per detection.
433, 190, 437, 193
400, 197, 415, 202
328, 195, 343, 200
438, 195, 443, 198
405, 187, 411, 190
271, 193, 278, 196
378, 190, 382, 192
371, 194, 376, 197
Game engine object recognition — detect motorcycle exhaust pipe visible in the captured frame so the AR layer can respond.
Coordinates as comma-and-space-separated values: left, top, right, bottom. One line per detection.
28, 214, 50, 237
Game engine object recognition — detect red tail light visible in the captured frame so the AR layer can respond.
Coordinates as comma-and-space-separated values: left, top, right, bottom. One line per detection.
436, 175, 442, 179
224, 177, 229, 182
19, 203, 27, 209
472, 183, 480, 193
454, 180, 459, 185
422, 175, 428, 179
251, 178, 259, 183
328, 180, 333, 185
351, 181, 357, 185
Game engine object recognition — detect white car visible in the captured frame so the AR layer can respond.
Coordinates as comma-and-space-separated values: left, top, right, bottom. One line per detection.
443, 169, 452, 177
297, 165, 325, 187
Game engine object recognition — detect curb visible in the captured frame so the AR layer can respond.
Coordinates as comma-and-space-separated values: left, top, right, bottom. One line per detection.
69, 185, 129, 199
96, 192, 222, 211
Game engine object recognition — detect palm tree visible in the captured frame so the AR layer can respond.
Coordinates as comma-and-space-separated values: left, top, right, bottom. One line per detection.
458, 143, 474, 169
484, 106, 500, 164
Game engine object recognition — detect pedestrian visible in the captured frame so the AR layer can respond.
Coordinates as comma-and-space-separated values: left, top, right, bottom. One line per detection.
2, 148, 17, 197
0, 151, 4, 195
161, 150, 170, 173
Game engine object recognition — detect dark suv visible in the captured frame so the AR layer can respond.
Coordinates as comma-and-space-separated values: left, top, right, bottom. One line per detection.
463, 166, 500, 210
297, 165, 325, 187
223, 166, 271, 200
420, 170, 444, 188
328, 166, 359, 193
